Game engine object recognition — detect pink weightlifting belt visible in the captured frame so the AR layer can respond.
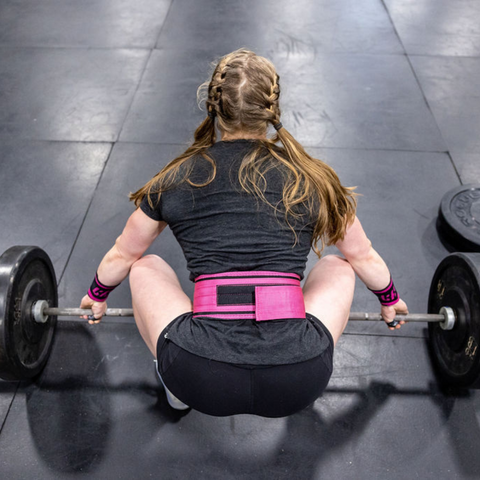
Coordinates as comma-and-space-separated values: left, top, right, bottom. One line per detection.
193, 271, 306, 321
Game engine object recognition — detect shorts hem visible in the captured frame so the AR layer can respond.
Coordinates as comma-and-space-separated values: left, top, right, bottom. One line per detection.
156, 310, 193, 359
306, 312, 335, 350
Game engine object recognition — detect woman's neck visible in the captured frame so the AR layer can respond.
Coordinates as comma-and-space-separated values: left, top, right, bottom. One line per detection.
220, 131, 267, 142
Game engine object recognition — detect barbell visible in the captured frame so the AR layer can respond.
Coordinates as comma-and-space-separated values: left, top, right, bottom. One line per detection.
0, 245, 479, 388
32, 306, 449, 324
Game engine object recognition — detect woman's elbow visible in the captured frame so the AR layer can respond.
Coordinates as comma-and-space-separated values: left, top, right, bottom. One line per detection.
343, 241, 373, 264
112, 236, 141, 265
335, 217, 373, 263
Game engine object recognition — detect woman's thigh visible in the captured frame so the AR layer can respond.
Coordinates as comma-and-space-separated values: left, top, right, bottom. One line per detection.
303, 255, 355, 346
129, 255, 192, 357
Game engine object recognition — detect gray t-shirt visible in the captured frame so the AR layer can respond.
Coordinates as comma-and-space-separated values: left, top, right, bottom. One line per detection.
140, 139, 332, 365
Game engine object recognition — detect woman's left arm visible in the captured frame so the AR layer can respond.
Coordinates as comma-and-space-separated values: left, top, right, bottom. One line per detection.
80, 208, 167, 322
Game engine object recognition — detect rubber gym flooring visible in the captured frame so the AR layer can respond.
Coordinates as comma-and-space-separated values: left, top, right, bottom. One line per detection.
1, 0, 480, 479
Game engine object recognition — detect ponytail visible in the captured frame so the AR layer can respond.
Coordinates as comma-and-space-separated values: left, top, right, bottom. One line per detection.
273, 126, 357, 256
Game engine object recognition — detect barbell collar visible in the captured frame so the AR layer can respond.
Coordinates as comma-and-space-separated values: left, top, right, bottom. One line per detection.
438, 306, 456, 331
33, 300, 49, 324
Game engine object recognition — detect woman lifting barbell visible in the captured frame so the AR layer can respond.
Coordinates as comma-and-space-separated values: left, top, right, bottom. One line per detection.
79, 49, 409, 417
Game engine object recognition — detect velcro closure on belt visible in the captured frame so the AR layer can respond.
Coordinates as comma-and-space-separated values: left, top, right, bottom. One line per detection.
255, 285, 306, 321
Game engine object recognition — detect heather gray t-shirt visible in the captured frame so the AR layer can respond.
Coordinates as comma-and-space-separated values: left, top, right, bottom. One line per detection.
140, 139, 332, 365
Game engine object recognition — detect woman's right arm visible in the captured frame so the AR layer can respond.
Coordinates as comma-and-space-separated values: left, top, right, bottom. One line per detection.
335, 216, 409, 328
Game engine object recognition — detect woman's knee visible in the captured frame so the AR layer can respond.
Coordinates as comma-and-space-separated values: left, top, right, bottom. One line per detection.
329, 254, 355, 277
304, 255, 353, 300
130, 255, 166, 282
132, 254, 163, 269
314, 254, 355, 280
129, 254, 178, 287
131, 254, 160, 276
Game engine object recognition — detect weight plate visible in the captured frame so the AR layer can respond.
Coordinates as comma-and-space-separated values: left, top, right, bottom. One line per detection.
0, 246, 57, 381
428, 252, 480, 388
437, 184, 480, 252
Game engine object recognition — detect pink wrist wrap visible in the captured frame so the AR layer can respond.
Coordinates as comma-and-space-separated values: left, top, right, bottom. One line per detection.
87, 273, 119, 302
369, 277, 400, 306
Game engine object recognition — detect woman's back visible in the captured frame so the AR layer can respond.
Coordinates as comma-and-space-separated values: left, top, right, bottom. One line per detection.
141, 139, 315, 281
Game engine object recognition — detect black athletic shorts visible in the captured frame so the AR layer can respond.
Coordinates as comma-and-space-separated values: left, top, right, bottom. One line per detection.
156, 314, 334, 418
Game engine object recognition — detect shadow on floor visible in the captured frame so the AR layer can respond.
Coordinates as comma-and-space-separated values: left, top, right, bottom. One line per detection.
2, 321, 478, 477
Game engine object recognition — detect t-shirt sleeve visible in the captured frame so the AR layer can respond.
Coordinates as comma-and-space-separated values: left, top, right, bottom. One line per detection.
139, 192, 164, 222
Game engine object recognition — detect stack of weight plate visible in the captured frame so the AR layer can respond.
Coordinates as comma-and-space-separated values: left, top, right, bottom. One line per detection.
437, 184, 480, 252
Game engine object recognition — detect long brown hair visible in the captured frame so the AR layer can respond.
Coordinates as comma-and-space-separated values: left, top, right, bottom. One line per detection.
130, 49, 357, 257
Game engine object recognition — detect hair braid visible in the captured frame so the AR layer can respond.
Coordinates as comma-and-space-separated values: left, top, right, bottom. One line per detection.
265, 74, 281, 124
206, 58, 229, 118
